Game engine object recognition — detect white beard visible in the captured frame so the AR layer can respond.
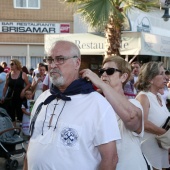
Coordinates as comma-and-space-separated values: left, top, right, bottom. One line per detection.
49, 69, 65, 87
50, 76, 65, 87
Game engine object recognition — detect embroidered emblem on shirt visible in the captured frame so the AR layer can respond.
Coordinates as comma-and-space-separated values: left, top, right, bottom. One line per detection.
61, 127, 78, 147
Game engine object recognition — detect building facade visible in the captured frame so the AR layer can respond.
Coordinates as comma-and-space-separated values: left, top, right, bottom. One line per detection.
1, 1, 170, 70
0, 0, 73, 69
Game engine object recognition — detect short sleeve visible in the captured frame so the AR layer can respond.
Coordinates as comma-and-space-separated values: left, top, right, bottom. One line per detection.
21, 104, 25, 109
129, 99, 144, 137
94, 106, 121, 146
43, 74, 49, 86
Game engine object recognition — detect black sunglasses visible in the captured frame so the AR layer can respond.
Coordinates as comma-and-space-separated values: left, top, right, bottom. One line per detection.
10, 63, 15, 66
99, 68, 122, 76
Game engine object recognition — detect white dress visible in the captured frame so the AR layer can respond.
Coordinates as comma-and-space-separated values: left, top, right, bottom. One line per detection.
137, 91, 170, 169
33, 76, 43, 101
43, 74, 52, 89
116, 99, 152, 170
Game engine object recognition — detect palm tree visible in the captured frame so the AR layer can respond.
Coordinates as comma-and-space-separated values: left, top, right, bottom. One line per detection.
64, 0, 158, 57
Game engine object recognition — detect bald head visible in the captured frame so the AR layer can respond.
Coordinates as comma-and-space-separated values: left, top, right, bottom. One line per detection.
49, 40, 81, 59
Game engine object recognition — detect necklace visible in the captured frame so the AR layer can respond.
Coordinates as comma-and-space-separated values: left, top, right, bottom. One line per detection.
41, 100, 66, 135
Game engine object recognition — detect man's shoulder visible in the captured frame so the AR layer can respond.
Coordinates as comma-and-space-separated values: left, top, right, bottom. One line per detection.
88, 92, 113, 108
89, 91, 106, 100
35, 90, 51, 103
40, 89, 50, 97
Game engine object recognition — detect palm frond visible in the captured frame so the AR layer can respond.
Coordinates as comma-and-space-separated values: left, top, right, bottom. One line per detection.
122, 0, 159, 13
77, 0, 124, 28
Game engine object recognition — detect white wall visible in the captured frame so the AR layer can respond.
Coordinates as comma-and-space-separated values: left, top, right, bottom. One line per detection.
127, 8, 170, 37
74, 14, 97, 33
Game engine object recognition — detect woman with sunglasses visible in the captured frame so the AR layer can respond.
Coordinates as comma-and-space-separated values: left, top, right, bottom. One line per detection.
2, 59, 30, 126
80, 56, 152, 170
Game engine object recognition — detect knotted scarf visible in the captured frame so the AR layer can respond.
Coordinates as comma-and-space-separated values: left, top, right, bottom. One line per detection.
44, 78, 95, 104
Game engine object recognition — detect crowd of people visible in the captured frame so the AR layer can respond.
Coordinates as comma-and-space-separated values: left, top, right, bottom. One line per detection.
0, 61, 48, 139
0, 40, 170, 170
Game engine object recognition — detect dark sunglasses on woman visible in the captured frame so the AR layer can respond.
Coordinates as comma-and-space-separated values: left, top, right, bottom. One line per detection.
10, 63, 15, 66
99, 68, 122, 76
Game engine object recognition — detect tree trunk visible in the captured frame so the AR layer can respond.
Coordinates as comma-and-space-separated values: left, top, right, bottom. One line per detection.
105, 14, 123, 57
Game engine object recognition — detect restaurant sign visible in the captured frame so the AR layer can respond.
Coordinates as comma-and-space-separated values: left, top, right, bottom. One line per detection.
0, 22, 70, 34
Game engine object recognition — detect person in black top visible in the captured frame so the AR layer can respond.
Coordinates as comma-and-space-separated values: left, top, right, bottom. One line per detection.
2, 59, 30, 127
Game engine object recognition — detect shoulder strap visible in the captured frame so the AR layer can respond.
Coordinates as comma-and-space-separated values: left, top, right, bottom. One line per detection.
20, 71, 23, 78
8, 72, 11, 80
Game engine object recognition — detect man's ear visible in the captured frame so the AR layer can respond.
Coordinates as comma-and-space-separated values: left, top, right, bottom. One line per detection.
120, 73, 128, 83
75, 58, 81, 70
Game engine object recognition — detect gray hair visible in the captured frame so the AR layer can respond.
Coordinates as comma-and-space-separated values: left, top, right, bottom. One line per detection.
49, 40, 81, 59
103, 56, 132, 86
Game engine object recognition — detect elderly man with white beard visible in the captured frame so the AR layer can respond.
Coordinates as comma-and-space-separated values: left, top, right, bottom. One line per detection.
23, 40, 121, 170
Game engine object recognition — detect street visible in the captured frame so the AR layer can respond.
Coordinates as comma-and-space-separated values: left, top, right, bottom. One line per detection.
0, 141, 27, 170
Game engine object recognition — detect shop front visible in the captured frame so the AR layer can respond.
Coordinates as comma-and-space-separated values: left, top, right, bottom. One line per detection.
120, 32, 170, 67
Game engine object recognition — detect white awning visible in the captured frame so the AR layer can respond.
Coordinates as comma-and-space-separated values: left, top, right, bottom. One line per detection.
44, 33, 105, 55
45, 32, 170, 56
120, 32, 170, 56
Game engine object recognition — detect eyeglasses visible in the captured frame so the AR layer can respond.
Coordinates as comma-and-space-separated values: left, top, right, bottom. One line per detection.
10, 63, 15, 66
44, 56, 77, 65
99, 68, 122, 76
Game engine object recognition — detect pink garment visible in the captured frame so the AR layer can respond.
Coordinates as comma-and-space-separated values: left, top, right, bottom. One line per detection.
4, 67, 10, 73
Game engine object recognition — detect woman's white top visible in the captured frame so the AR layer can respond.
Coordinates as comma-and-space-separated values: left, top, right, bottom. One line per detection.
33, 76, 43, 101
116, 99, 152, 170
137, 91, 170, 169
43, 74, 52, 89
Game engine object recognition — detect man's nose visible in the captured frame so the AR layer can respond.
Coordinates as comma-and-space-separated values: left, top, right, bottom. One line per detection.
50, 62, 56, 68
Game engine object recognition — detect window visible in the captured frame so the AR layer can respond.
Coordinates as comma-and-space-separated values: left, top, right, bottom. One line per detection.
0, 56, 26, 67
12, 56, 26, 66
14, 0, 40, 9
31, 56, 44, 69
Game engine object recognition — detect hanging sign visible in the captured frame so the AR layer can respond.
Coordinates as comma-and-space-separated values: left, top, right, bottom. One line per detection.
0, 22, 70, 34
160, 0, 170, 8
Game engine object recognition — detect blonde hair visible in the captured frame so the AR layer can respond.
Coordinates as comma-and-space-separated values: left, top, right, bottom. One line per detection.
11, 59, 22, 71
